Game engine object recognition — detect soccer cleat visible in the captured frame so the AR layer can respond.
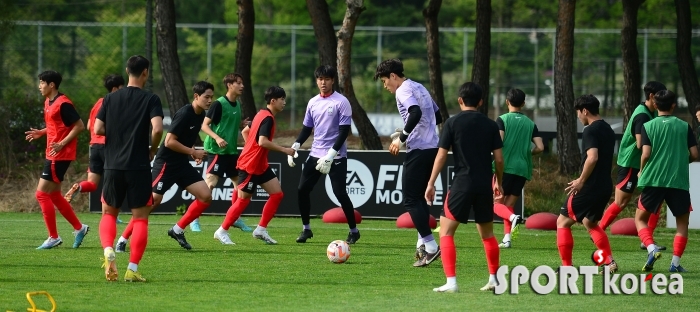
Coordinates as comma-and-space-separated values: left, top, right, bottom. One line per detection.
433, 283, 458, 293
64, 183, 80, 203
102, 247, 118, 281
36, 237, 63, 249
295, 229, 314, 243
510, 215, 522, 240
599, 260, 619, 274
499, 241, 511, 249
642, 249, 662, 272
413, 246, 441, 267
213, 229, 235, 245
72, 224, 90, 248
253, 228, 278, 245
480, 281, 498, 291
115, 240, 127, 253
669, 264, 687, 273
190, 219, 201, 232
640, 242, 666, 251
167, 229, 192, 250
124, 269, 146, 282
415, 244, 426, 260
346, 231, 361, 244
233, 218, 253, 232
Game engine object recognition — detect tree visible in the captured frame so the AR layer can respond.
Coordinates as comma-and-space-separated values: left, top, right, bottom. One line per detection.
337, 0, 382, 150
306, 0, 340, 91
423, 0, 449, 123
235, 0, 257, 120
155, 0, 189, 116
621, 0, 644, 128
554, 0, 581, 175
675, 0, 700, 131
472, 0, 491, 116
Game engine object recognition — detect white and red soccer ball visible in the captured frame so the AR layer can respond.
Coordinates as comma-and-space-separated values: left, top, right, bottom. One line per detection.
327, 240, 350, 263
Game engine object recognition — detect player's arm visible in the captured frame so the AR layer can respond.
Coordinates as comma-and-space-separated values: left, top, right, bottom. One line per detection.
257, 117, 294, 155
639, 126, 652, 172
331, 100, 352, 151
633, 114, 651, 149
687, 124, 698, 162
164, 132, 205, 160
496, 117, 505, 140
94, 97, 108, 135
148, 96, 164, 157
201, 101, 226, 146
433, 101, 443, 125
295, 105, 315, 147
400, 105, 423, 143
55, 103, 85, 149
578, 148, 598, 183
531, 124, 544, 155
426, 121, 453, 204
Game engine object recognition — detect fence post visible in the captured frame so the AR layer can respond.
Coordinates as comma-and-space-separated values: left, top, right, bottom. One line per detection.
37, 23, 42, 76
122, 24, 127, 70
291, 27, 296, 127
207, 24, 212, 79
643, 29, 648, 85
462, 28, 468, 81
145, 0, 153, 91
375, 26, 382, 112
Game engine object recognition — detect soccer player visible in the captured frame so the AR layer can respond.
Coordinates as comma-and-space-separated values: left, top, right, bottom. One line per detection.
599, 81, 667, 251
374, 58, 443, 267
94, 55, 164, 282
290, 65, 359, 244
25, 70, 89, 249
213, 86, 295, 245
556, 94, 617, 273
115, 81, 214, 252
492, 89, 543, 248
64, 74, 124, 206
425, 82, 503, 293
636, 90, 698, 272
198, 73, 252, 233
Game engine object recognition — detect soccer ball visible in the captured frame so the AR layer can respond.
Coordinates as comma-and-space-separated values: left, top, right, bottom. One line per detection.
327, 240, 350, 263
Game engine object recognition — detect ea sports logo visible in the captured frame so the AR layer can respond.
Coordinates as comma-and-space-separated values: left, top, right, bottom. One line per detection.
325, 159, 373, 208
160, 184, 179, 204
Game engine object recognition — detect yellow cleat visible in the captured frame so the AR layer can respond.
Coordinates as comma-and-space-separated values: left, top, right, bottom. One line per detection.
64, 183, 80, 203
102, 248, 118, 281
124, 269, 146, 282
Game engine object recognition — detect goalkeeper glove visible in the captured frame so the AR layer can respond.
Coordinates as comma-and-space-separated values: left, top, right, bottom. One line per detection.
288, 142, 300, 167
315, 148, 338, 174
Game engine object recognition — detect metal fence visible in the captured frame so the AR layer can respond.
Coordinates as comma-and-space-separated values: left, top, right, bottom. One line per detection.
1, 21, 699, 129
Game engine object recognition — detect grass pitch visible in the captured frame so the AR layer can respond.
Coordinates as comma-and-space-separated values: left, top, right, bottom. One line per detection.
0, 212, 698, 311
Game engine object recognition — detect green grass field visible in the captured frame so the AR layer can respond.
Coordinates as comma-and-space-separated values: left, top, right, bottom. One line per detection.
1, 212, 698, 311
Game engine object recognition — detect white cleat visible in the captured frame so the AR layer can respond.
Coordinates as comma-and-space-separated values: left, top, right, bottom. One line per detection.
498, 241, 511, 249
253, 228, 278, 245
214, 229, 236, 245
480, 281, 498, 291
433, 283, 458, 293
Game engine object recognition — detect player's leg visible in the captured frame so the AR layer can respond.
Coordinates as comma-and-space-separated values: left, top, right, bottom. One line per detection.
168, 177, 211, 250
215, 170, 254, 244
123, 170, 156, 282
643, 207, 666, 250
403, 149, 437, 256
254, 169, 284, 245
474, 193, 499, 291
495, 174, 525, 248
557, 196, 578, 267
600, 167, 635, 230
45, 160, 88, 248
35, 160, 62, 248
432, 190, 464, 293
329, 158, 360, 243
296, 156, 322, 242
99, 169, 125, 281
636, 187, 664, 272
667, 189, 691, 272
65, 146, 103, 203
582, 193, 616, 273
225, 155, 252, 231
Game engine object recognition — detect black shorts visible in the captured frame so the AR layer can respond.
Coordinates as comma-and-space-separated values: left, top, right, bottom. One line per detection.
41, 159, 71, 183
102, 169, 153, 209
442, 190, 493, 224
206, 154, 239, 180
403, 148, 438, 203
560, 187, 612, 223
88, 144, 105, 175
616, 166, 639, 193
299, 156, 347, 192
151, 159, 204, 195
492, 173, 527, 197
638, 187, 693, 217
238, 167, 277, 194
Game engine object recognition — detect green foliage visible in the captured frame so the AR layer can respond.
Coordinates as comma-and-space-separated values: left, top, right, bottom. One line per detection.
175, 204, 187, 216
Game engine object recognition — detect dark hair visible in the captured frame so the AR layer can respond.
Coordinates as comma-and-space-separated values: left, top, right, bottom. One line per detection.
223, 73, 243, 89
126, 55, 150, 76
193, 81, 215, 96
103, 74, 125, 92
506, 88, 526, 107
265, 86, 286, 104
458, 82, 483, 107
643, 81, 666, 101
373, 58, 405, 80
38, 70, 62, 89
653, 90, 677, 112
574, 94, 600, 115
314, 65, 336, 79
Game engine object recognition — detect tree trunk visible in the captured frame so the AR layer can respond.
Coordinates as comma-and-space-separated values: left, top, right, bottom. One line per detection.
306, 0, 340, 92
155, 0, 189, 117
621, 0, 644, 129
472, 0, 491, 116
422, 0, 449, 123
337, 0, 382, 150
675, 0, 700, 131
235, 0, 257, 120
554, 0, 581, 175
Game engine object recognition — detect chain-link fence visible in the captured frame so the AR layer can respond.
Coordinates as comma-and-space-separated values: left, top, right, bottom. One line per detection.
1, 21, 699, 129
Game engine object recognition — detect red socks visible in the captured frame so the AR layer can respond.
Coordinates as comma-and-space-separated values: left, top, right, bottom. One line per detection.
36, 191, 58, 238
494, 203, 513, 234
259, 192, 283, 228
222, 197, 251, 230
231, 188, 239, 206
557, 228, 574, 266
673, 235, 688, 258
50, 191, 82, 230
99, 213, 117, 248
588, 225, 613, 263
482, 236, 500, 274
129, 218, 148, 265
177, 200, 210, 229
599, 202, 622, 230
638, 227, 655, 247
79, 181, 97, 193
648, 211, 660, 233
121, 217, 134, 239
440, 235, 456, 278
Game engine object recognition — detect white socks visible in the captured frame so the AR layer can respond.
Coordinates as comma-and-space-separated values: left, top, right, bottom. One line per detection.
672, 255, 680, 267
446, 277, 457, 286
128, 262, 138, 272
503, 234, 511, 242
647, 244, 658, 254
172, 225, 184, 234
425, 240, 438, 254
